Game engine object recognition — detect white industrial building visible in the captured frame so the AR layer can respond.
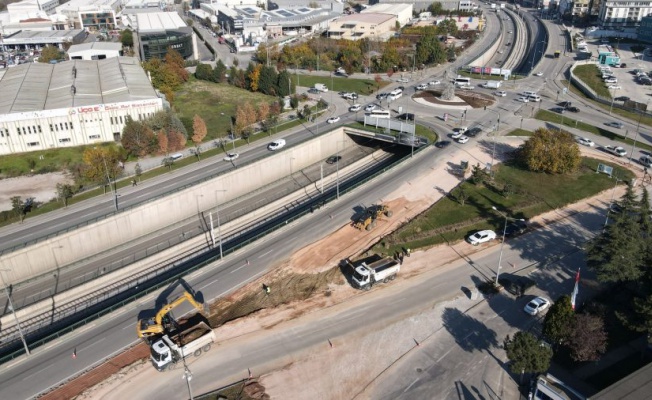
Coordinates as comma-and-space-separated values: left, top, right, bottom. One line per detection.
67, 41, 123, 60
361, 3, 413, 26
0, 29, 87, 52
55, 0, 122, 30
328, 13, 397, 41
0, 57, 163, 155
599, 0, 652, 27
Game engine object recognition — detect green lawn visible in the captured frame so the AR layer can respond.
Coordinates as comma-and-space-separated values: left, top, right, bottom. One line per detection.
374, 157, 634, 255
573, 64, 612, 98
535, 109, 652, 152
562, 79, 652, 129
292, 74, 390, 95
507, 129, 533, 136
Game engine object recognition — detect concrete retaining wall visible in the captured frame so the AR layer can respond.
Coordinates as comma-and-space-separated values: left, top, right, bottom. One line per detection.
2, 129, 356, 285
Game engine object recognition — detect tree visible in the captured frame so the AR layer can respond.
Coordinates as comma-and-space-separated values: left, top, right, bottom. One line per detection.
119, 29, 133, 48
258, 66, 278, 96
568, 313, 607, 362
135, 163, 143, 182
504, 332, 553, 375
257, 102, 270, 131
290, 95, 299, 109
11, 196, 35, 222
56, 183, 75, 207
121, 117, 157, 157
191, 114, 207, 159
212, 59, 227, 83
277, 70, 292, 97
157, 130, 168, 155
248, 63, 262, 92
517, 128, 581, 174
587, 184, 646, 283
167, 129, 187, 152
81, 147, 122, 191
543, 295, 574, 346
38, 45, 62, 63
195, 63, 213, 81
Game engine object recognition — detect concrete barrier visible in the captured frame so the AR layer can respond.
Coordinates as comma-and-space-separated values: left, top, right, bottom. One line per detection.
2, 129, 357, 285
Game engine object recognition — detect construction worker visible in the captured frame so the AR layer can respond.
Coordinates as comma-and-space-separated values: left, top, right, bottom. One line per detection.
263, 284, 270, 295
406, 248, 411, 257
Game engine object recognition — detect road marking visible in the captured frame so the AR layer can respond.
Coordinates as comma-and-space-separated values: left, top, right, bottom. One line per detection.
78, 337, 105, 353
403, 377, 420, 393
258, 249, 274, 259
22, 364, 53, 381
230, 264, 247, 274
198, 278, 219, 290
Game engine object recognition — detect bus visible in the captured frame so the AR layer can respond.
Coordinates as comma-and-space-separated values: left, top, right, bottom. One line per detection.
454, 76, 471, 87
366, 109, 391, 119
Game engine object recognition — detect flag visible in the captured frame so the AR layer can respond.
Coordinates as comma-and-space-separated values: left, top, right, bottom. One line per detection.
571, 268, 580, 310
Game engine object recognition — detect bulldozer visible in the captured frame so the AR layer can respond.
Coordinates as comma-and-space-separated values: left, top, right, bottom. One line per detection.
353, 203, 392, 231
137, 291, 208, 338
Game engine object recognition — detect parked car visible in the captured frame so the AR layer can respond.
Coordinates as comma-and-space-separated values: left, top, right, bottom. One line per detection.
223, 152, 239, 161
376, 93, 388, 100
428, 80, 441, 86
615, 96, 630, 101
397, 113, 415, 121
397, 77, 409, 83
451, 131, 465, 139
607, 85, 621, 90
534, 72, 544, 77
517, 97, 529, 103
639, 155, 652, 167
416, 83, 428, 90
567, 106, 580, 112
327, 116, 340, 124
466, 230, 497, 245
457, 135, 469, 144
364, 104, 377, 112
349, 104, 362, 112
558, 101, 572, 108
577, 137, 595, 147
435, 140, 451, 148
466, 127, 483, 137
552, 107, 565, 114
604, 78, 618, 84
268, 139, 286, 151
605, 121, 624, 129
504, 220, 528, 237
498, 275, 536, 296
524, 297, 551, 315
494, 91, 507, 97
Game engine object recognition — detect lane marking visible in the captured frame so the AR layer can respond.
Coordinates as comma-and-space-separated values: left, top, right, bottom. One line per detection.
78, 337, 105, 353
198, 278, 219, 291
257, 249, 274, 259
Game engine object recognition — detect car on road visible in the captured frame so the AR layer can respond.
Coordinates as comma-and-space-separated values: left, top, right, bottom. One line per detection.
558, 101, 572, 108
451, 131, 466, 139
494, 91, 507, 97
524, 297, 551, 315
498, 275, 536, 296
435, 140, 451, 148
615, 96, 630, 101
604, 78, 618, 84
376, 93, 388, 100
504, 220, 528, 237
552, 107, 565, 114
466, 127, 483, 137
639, 155, 652, 167
364, 104, 377, 112
508, 30, 513, 34
397, 77, 409, 83
349, 104, 361, 112
457, 135, 469, 144
577, 137, 595, 147
534, 72, 544, 77
517, 97, 529, 103
397, 86, 406, 91
605, 121, 624, 129
268, 139, 286, 151
567, 106, 580, 112
326, 155, 342, 164
327, 116, 340, 124
416, 83, 428, 90
223, 152, 239, 161
397, 113, 415, 121
466, 230, 497, 245
428, 80, 441, 86
605, 145, 627, 157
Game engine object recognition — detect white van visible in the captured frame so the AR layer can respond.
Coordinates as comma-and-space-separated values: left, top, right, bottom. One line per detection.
527, 94, 541, 102
170, 153, 184, 161
390, 88, 403, 96
388, 92, 403, 101
523, 91, 537, 97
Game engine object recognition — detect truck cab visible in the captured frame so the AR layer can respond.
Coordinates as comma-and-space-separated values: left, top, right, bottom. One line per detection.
150, 336, 176, 371
352, 265, 372, 287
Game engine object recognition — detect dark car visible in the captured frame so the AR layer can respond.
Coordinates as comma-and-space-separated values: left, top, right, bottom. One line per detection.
558, 101, 572, 108
435, 140, 451, 148
397, 85, 405, 91
397, 113, 415, 121
567, 106, 580, 113
504, 220, 528, 237
615, 96, 630, 102
466, 127, 483, 137
620, 63, 627, 68
326, 155, 342, 164
498, 275, 536, 297
552, 107, 565, 114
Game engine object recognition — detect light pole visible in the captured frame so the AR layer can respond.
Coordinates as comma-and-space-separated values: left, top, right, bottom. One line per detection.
99, 152, 118, 211
491, 207, 525, 285
609, 87, 618, 115
0, 269, 30, 356
212, 190, 227, 259
486, 109, 500, 177
530, 41, 547, 72
336, 140, 347, 199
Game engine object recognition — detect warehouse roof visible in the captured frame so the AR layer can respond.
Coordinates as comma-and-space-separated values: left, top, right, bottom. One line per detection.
136, 11, 187, 31
0, 57, 158, 114
67, 41, 123, 53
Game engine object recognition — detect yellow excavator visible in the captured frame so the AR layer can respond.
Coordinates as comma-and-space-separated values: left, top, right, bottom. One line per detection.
137, 291, 207, 338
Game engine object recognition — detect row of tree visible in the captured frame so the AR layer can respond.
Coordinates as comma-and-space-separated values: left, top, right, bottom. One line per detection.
195, 59, 295, 98
142, 49, 189, 103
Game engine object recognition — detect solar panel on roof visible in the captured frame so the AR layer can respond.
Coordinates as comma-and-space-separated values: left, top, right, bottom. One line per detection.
297, 7, 310, 12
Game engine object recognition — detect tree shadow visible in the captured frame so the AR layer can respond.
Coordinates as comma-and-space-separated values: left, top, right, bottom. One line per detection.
455, 380, 480, 400
442, 307, 498, 353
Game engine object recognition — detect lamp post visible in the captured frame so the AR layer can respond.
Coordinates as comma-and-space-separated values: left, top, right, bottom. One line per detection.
212, 190, 227, 259
629, 100, 649, 163
609, 87, 618, 115
0, 269, 30, 356
491, 207, 525, 285
336, 140, 347, 199
486, 109, 500, 177
530, 40, 547, 72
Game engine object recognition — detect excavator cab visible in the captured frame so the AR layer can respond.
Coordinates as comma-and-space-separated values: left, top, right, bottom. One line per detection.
137, 291, 207, 338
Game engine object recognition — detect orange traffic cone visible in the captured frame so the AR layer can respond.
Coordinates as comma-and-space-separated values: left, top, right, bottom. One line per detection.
72, 348, 77, 359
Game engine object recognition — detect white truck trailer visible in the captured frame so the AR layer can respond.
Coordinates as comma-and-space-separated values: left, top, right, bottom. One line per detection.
350, 256, 400, 290
150, 322, 216, 371
314, 83, 329, 92
483, 81, 502, 89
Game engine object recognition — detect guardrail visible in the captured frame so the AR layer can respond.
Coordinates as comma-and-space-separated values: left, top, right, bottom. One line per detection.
0, 136, 431, 364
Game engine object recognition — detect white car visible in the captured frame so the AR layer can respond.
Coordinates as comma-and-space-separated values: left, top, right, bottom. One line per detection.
534, 72, 544, 77
349, 104, 361, 112
524, 297, 551, 315
397, 77, 409, 83
428, 80, 441, 86
607, 85, 621, 90
451, 131, 465, 139
416, 83, 428, 90
457, 135, 469, 144
466, 230, 497, 245
494, 91, 507, 97
364, 104, 377, 112
517, 97, 529, 103
267, 139, 286, 151
327, 116, 340, 124
577, 137, 595, 147
223, 152, 239, 161
605, 145, 627, 157
604, 78, 618, 84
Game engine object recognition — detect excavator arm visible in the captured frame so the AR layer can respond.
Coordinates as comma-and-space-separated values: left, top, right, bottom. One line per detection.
137, 291, 207, 338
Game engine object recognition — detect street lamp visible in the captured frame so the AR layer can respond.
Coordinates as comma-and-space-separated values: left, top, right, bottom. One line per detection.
0, 269, 30, 356
212, 190, 227, 259
629, 99, 649, 163
530, 41, 547, 72
336, 140, 347, 199
486, 109, 500, 177
491, 207, 525, 285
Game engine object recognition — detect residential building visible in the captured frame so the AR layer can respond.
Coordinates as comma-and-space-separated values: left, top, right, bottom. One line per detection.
55, 0, 122, 30
327, 13, 397, 41
598, 0, 652, 28
638, 14, 652, 43
0, 57, 163, 155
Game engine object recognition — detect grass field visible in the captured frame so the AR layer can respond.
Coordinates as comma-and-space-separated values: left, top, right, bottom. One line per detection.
507, 129, 533, 136
535, 109, 652, 152
373, 157, 634, 255
562, 79, 652, 128
293, 74, 390, 95
573, 64, 612, 98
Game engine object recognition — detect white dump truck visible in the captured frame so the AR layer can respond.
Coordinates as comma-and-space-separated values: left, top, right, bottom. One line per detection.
150, 321, 216, 371
349, 256, 400, 290
483, 81, 502, 89
314, 83, 329, 92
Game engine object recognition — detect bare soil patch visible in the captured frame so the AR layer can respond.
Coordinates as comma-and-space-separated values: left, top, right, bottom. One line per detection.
0, 172, 72, 211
